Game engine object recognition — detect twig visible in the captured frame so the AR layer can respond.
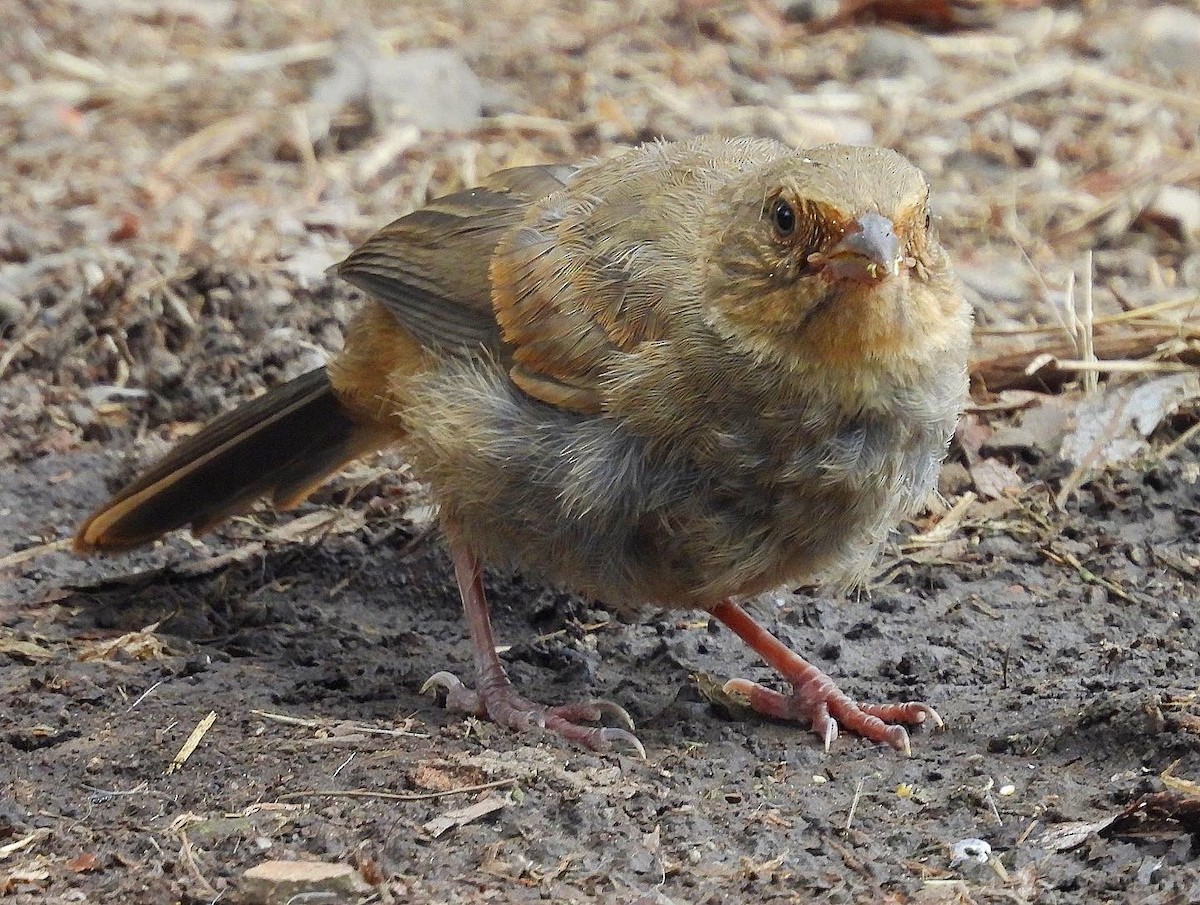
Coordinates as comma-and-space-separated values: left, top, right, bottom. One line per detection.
274, 777, 518, 803
250, 709, 428, 738
331, 752, 356, 779
845, 777, 866, 832
1041, 548, 1137, 604
1054, 157, 1200, 240
0, 829, 49, 860
938, 60, 1072, 122
1072, 62, 1200, 117
0, 327, 51, 381
1156, 420, 1200, 462
1015, 818, 1040, 847
166, 711, 217, 775
127, 680, 164, 712
1050, 359, 1195, 374
0, 537, 72, 571
1081, 251, 1097, 395
176, 829, 219, 900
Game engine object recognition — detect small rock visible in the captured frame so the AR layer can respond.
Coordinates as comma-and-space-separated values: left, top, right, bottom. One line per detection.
1137, 6, 1200, 74
0, 291, 27, 334
241, 860, 369, 905
851, 28, 942, 82
1140, 185, 1200, 244
310, 36, 483, 140
389, 48, 484, 129
949, 836, 1001, 882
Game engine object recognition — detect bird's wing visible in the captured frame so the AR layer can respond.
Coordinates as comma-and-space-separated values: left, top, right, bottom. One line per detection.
339, 138, 776, 414
487, 187, 678, 413
336, 164, 578, 355
487, 139, 764, 413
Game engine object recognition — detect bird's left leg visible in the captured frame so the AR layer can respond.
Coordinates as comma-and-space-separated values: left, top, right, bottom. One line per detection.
709, 599, 942, 755
422, 527, 645, 756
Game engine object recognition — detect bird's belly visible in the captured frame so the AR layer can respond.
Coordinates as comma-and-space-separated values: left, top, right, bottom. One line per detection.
400, 363, 937, 608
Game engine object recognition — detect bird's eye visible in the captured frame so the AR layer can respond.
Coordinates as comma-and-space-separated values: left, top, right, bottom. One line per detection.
924, 210, 932, 231
772, 198, 796, 238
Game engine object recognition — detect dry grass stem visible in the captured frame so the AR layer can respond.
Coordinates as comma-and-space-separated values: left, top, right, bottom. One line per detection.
166, 711, 217, 775
275, 778, 518, 803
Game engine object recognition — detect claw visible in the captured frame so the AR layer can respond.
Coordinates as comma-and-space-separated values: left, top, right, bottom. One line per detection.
421, 671, 465, 697
441, 533, 647, 756
821, 716, 838, 753
424, 669, 645, 756
552, 699, 637, 733
722, 678, 754, 699
888, 726, 912, 757
513, 707, 547, 731
598, 726, 647, 759
421, 670, 487, 718
599, 700, 638, 734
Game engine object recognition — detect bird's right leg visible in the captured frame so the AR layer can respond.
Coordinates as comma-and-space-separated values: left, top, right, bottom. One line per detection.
422, 527, 645, 757
710, 599, 942, 755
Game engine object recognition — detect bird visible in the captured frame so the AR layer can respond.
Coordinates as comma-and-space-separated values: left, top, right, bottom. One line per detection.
75, 136, 973, 757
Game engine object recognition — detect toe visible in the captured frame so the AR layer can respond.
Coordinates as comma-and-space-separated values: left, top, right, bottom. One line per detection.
550, 699, 637, 733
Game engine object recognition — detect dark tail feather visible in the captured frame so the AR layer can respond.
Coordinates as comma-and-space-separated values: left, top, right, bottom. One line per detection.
75, 367, 390, 552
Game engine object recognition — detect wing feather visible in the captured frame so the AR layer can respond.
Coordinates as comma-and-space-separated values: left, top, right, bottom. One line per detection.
336, 165, 576, 355
338, 138, 784, 415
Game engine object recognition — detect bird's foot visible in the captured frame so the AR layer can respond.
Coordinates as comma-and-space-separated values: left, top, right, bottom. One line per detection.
422, 671, 646, 758
709, 599, 942, 755
722, 675, 941, 756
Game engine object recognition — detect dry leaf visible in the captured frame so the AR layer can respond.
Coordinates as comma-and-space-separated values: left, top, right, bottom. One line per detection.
1039, 816, 1118, 852
422, 795, 509, 838
0, 638, 55, 663
1060, 373, 1200, 469
66, 852, 101, 873
410, 761, 487, 792
78, 623, 172, 662
968, 457, 1024, 500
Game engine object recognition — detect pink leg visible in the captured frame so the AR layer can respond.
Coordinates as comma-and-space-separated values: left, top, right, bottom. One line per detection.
421, 532, 645, 757
710, 600, 942, 755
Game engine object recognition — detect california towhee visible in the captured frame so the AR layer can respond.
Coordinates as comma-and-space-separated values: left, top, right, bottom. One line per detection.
76, 136, 972, 756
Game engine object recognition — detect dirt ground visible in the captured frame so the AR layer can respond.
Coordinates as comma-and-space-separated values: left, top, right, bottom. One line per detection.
2, 1, 1199, 903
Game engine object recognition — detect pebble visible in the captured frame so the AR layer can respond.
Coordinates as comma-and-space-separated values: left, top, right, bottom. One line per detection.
851, 28, 942, 82
380, 48, 485, 131
1137, 6, 1200, 74
0, 292, 27, 333
1142, 185, 1200, 244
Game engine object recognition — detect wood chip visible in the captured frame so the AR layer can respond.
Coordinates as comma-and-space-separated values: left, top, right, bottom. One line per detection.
422, 795, 510, 838
166, 711, 217, 775
241, 860, 368, 905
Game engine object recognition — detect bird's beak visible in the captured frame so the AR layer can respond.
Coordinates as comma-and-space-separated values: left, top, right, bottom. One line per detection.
818, 212, 902, 284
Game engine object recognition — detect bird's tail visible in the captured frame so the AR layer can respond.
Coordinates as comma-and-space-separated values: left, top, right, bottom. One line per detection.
75, 367, 392, 553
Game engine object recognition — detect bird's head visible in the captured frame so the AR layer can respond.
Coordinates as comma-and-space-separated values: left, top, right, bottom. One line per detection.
701, 144, 969, 379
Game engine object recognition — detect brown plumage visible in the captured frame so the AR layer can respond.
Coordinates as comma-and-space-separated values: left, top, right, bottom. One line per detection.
76, 136, 972, 756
